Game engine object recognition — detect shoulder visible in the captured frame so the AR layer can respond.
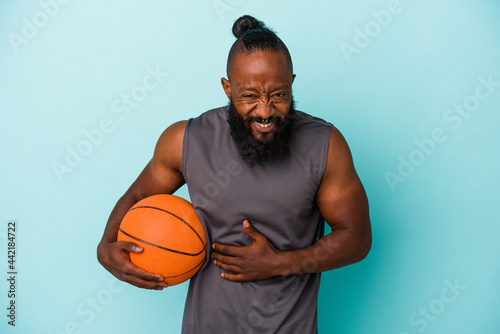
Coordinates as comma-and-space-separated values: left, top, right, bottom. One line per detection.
288, 110, 332, 153
288, 110, 355, 185
289, 110, 333, 143
327, 125, 353, 166
157, 120, 188, 148
154, 106, 228, 171
291, 110, 350, 161
156, 105, 228, 149
154, 120, 188, 173
187, 106, 228, 128
321, 124, 358, 192
291, 110, 331, 129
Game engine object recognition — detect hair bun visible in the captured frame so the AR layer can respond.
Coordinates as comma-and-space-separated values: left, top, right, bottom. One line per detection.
232, 15, 266, 38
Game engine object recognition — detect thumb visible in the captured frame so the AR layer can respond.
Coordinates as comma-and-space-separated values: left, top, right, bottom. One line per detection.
119, 241, 143, 253
242, 220, 261, 242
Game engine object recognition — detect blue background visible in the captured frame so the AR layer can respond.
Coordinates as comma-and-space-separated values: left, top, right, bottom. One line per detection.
1, 0, 499, 333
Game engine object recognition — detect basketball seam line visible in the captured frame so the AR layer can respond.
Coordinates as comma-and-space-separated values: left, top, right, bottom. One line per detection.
119, 228, 205, 256
163, 256, 205, 279
129, 205, 207, 248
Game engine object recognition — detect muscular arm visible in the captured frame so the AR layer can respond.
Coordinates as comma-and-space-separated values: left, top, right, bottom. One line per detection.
279, 126, 372, 275
97, 120, 187, 289
212, 126, 371, 280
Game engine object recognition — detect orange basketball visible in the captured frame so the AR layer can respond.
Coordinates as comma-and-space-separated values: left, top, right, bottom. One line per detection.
117, 194, 206, 286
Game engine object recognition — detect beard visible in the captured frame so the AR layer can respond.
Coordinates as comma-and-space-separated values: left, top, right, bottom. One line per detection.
226, 97, 296, 167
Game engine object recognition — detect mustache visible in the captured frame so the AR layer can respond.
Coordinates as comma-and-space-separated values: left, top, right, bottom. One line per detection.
245, 116, 282, 124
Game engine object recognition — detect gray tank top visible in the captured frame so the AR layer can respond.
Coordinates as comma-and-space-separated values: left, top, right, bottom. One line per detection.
181, 106, 332, 334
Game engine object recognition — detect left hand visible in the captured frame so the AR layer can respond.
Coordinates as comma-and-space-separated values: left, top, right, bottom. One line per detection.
212, 220, 284, 282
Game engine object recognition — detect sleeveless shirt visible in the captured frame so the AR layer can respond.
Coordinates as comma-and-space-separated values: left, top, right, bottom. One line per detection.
181, 106, 332, 334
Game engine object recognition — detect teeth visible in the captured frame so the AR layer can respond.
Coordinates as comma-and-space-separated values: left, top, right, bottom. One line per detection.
256, 122, 272, 128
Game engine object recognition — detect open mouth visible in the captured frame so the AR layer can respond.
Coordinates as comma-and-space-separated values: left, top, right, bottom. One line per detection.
252, 120, 276, 133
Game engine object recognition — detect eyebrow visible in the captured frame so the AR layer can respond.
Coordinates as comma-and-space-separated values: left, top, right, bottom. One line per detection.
237, 85, 290, 92
238, 87, 259, 92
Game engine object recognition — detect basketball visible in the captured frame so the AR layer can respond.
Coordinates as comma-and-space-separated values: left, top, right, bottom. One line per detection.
117, 194, 206, 286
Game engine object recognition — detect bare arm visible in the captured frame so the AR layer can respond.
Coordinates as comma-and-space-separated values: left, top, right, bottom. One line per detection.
97, 120, 187, 289
212, 126, 371, 280
279, 126, 372, 275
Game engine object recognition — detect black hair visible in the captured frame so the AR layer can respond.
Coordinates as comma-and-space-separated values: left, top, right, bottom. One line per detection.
226, 98, 296, 166
227, 15, 293, 79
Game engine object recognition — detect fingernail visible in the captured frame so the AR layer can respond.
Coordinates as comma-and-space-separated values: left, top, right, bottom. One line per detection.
244, 220, 250, 228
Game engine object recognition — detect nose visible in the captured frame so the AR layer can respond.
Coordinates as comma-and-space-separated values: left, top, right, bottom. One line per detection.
255, 99, 273, 119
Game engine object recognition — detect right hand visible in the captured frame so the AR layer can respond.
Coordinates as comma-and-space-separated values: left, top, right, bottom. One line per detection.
97, 240, 168, 290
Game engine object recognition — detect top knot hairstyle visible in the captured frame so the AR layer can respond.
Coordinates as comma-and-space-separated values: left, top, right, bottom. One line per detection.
231, 15, 265, 38
227, 15, 293, 80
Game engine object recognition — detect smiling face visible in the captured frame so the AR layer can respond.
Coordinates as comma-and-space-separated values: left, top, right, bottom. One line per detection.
222, 50, 296, 143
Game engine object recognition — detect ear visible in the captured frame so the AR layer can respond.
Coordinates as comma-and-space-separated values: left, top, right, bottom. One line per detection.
221, 78, 232, 100
292, 74, 296, 84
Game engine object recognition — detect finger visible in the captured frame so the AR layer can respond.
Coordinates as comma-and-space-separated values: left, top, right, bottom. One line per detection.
212, 253, 240, 267
118, 261, 168, 289
242, 220, 261, 242
119, 255, 166, 283
109, 265, 166, 290
220, 272, 246, 282
214, 259, 241, 274
116, 240, 143, 253
212, 243, 243, 257
122, 272, 168, 290
113, 245, 165, 283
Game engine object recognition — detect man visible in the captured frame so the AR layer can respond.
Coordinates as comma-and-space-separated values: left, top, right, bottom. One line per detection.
97, 15, 371, 333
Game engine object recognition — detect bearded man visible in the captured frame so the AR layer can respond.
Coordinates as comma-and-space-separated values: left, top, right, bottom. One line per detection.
97, 15, 371, 334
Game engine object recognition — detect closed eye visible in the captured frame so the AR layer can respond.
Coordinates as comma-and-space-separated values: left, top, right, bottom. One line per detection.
272, 92, 288, 100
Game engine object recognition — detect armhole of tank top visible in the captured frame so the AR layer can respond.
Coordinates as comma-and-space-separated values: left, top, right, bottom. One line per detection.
181, 118, 193, 183
317, 123, 333, 185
